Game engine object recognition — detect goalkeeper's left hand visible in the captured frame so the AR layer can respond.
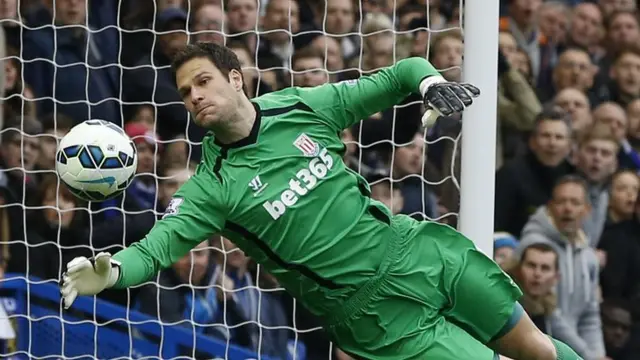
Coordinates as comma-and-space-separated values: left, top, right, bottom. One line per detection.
419, 76, 481, 127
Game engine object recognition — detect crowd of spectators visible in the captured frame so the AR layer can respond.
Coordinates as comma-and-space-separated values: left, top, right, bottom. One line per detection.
1, 0, 640, 359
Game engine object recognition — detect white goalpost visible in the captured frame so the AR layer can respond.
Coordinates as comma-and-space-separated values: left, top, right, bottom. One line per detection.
459, 0, 500, 257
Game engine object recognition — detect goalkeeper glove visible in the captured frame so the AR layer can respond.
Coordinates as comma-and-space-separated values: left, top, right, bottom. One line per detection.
420, 76, 481, 128
60, 252, 120, 309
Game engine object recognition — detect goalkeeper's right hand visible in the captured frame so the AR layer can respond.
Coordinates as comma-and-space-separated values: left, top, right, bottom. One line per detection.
60, 252, 120, 309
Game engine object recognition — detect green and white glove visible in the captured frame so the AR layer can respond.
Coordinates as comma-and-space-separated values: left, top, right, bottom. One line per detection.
60, 252, 120, 309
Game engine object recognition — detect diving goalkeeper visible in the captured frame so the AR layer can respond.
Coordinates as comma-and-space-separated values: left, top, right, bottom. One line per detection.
61, 42, 582, 360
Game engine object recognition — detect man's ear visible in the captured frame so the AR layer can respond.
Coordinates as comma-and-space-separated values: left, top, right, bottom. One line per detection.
228, 69, 244, 92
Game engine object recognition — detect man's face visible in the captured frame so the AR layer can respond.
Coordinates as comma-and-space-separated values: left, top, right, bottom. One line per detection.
263, 0, 299, 44
310, 36, 344, 71
529, 120, 571, 167
159, 22, 188, 59
135, 141, 158, 175
569, 3, 602, 48
293, 57, 328, 87
612, 53, 640, 97
553, 50, 595, 92
432, 36, 463, 82
602, 306, 632, 350
324, 0, 354, 35
159, 167, 192, 208
173, 241, 210, 285
494, 247, 514, 269
609, 12, 640, 48
599, 0, 636, 17
192, 4, 225, 45
548, 182, 589, 235
226, 0, 258, 33
54, 0, 86, 25
520, 248, 559, 298
509, 0, 542, 28
554, 88, 592, 133
38, 128, 68, 171
627, 99, 640, 138
577, 139, 617, 183
366, 33, 394, 70
498, 32, 518, 60
511, 50, 531, 78
609, 172, 640, 219
538, 5, 568, 44
219, 237, 249, 270
1, 134, 39, 172
176, 57, 243, 129
393, 133, 425, 177
370, 182, 404, 215
594, 103, 628, 142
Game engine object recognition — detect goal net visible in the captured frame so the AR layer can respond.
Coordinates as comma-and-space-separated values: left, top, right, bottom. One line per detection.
0, 0, 466, 359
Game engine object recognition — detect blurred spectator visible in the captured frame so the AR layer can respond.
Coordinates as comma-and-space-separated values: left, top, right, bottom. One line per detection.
367, 169, 404, 215
573, 123, 619, 246
627, 98, 640, 151
495, 108, 574, 237
26, 175, 87, 281
36, 113, 74, 172
226, 0, 259, 51
592, 101, 640, 171
607, 48, 640, 108
553, 88, 593, 135
306, 34, 344, 81
602, 10, 640, 68
566, 3, 604, 59
537, 1, 569, 46
228, 40, 273, 97
0, 115, 41, 204
501, 0, 555, 86
312, 0, 359, 61
357, 13, 395, 73
291, 47, 329, 87
22, 0, 121, 125
386, 132, 439, 220
508, 242, 591, 358
123, 7, 191, 145
429, 30, 462, 82
601, 298, 636, 360
122, 123, 162, 211
540, 48, 598, 103
598, 0, 637, 19
493, 232, 518, 270
136, 240, 222, 336
597, 170, 640, 315
190, 2, 226, 45
497, 46, 541, 166
518, 175, 605, 358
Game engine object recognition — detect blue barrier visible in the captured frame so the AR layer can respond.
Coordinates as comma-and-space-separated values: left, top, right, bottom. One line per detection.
0, 274, 304, 359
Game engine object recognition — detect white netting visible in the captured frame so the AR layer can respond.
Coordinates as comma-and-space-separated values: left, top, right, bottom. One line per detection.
0, 0, 464, 359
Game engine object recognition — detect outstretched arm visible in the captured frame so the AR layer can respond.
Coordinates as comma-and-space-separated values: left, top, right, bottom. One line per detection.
61, 167, 227, 307
299, 57, 479, 131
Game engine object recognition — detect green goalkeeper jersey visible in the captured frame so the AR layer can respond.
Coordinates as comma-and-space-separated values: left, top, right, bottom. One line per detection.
113, 57, 440, 316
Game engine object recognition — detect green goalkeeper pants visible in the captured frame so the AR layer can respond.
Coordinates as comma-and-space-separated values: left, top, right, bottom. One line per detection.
324, 213, 523, 359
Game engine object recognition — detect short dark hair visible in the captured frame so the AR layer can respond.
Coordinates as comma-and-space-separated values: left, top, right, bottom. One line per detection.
521, 243, 559, 271
552, 174, 589, 201
40, 112, 75, 133
292, 46, 325, 69
1, 115, 42, 144
532, 106, 573, 136
171, 41, 243, 80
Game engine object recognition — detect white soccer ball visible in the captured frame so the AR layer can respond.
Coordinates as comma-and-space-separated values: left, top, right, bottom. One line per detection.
55, 120, 138, 202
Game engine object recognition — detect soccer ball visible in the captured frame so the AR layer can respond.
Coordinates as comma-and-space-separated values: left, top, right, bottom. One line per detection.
55, 120, 137, 202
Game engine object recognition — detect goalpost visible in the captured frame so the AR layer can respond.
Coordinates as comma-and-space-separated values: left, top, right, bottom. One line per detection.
0, 0, 500, 359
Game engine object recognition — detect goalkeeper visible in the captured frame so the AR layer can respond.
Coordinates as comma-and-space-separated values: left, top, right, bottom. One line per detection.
61, 42, 581, 360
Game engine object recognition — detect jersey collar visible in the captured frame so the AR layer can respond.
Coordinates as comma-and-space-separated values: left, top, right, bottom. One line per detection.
213, 102, 262, 149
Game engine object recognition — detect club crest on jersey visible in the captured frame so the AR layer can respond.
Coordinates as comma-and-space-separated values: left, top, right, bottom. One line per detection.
294, 133, 319, 157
